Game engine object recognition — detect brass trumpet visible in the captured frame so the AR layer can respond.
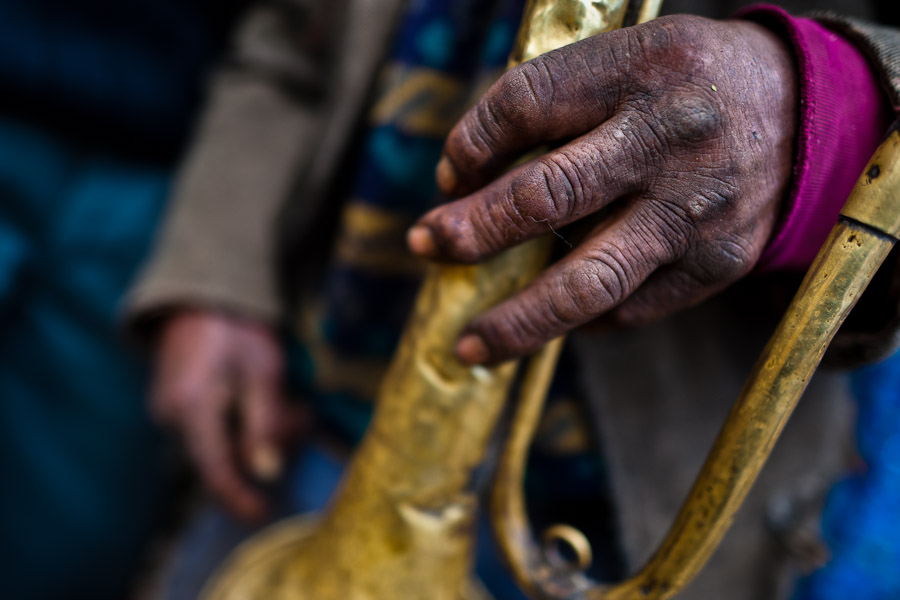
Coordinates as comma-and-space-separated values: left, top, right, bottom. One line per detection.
201, 0, 900, 598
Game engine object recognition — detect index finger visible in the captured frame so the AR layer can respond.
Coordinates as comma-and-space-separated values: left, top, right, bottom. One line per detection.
439, 26, 634, 196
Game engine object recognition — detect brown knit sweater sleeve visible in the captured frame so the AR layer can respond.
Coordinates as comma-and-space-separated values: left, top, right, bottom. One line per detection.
123, 0, 340, 331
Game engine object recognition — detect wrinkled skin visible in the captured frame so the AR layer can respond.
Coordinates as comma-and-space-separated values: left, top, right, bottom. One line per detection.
152, 311, 307, 520
408, 16, 798, 365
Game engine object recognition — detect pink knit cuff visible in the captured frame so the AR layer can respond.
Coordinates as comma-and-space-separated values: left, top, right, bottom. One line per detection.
739, 5, 892, 272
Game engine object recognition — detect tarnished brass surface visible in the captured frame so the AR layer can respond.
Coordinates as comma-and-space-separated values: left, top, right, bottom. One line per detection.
841, 125, 900, 238
202, 239, 550, 600
201, 2, 646, 598
509, 0, 628, 65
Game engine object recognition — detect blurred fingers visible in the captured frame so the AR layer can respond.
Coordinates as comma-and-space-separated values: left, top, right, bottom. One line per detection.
238, 358, 286, 483
168, 381, 266, 522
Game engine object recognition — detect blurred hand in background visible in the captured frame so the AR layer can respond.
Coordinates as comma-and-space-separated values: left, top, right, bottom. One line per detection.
152, 310, 307, 521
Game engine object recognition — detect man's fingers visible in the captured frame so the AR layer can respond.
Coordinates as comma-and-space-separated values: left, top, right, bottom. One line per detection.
456, 199, 691, 364
593, 266, 714, 330
151, 347, 218, 428
438, 28, 635, 196
413, 111, 656, 263
239, 363, 286, 483
150, 313, 290, 522
598, 232, 758, 328
161, 376, 267, 521
179, 391, 266, 521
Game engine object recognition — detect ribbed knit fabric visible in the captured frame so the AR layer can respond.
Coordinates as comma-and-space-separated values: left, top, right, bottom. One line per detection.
741, 6, 893, 272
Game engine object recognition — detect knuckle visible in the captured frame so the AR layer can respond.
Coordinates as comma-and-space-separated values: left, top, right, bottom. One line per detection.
445, 105, 507, 176
632, 17, 676, 57
651, 165, 739, 233
565, 266, 612, 317
557, 40, 622, 113
658, 94, 722, 145
564, 248, 632, 316
631, 198, 694, 259
690, 235, 755, 284
683, 185, 735, 221
718, 236, 755, 272
478, 307, 542, 357
536, 152, 588, 220
633, 15, 706, 64
510, 157, 579, 226
495, 179, 531, 235
470, 98, 507, 153
428, 201, 500, 263
507, 147, 598, 231
455, 59, 553, 164
448, 110, 495, 170
655, 165, 738, 222
546, 276, 589, 326
626, 19, 685, 82
504, 59, 554, 121
623, 19, 727, 147
619, 108, 671, 172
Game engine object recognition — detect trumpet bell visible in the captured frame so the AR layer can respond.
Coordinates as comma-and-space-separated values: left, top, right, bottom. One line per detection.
200, 514, 493, 600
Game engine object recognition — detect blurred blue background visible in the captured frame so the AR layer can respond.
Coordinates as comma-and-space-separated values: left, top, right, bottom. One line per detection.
0, 1, 247, 597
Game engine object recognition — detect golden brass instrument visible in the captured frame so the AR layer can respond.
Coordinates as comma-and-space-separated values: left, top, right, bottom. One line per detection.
202, 0, 900, 596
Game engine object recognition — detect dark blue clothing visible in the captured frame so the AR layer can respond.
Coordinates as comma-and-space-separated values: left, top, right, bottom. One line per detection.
795, 350, 900, 600
0, 2, 246, 597
0, 118, 171, 599
0, 0, 246, 159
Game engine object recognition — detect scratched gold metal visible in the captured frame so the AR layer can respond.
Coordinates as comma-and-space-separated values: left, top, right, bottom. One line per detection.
841, 124, 900, 238
200, 3, 643, 598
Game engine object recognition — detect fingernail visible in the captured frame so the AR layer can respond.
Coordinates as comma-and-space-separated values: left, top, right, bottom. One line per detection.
252, 445, 282, 482
436, 156, 458, 192
407, 224, 437, 257
457, 333, 490, 365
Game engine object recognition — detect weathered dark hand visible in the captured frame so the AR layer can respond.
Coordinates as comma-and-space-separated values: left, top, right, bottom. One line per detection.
408, 15, 798, 364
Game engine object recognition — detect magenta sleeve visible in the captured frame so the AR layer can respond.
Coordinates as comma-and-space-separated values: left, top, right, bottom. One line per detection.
738, 5, 893, 272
